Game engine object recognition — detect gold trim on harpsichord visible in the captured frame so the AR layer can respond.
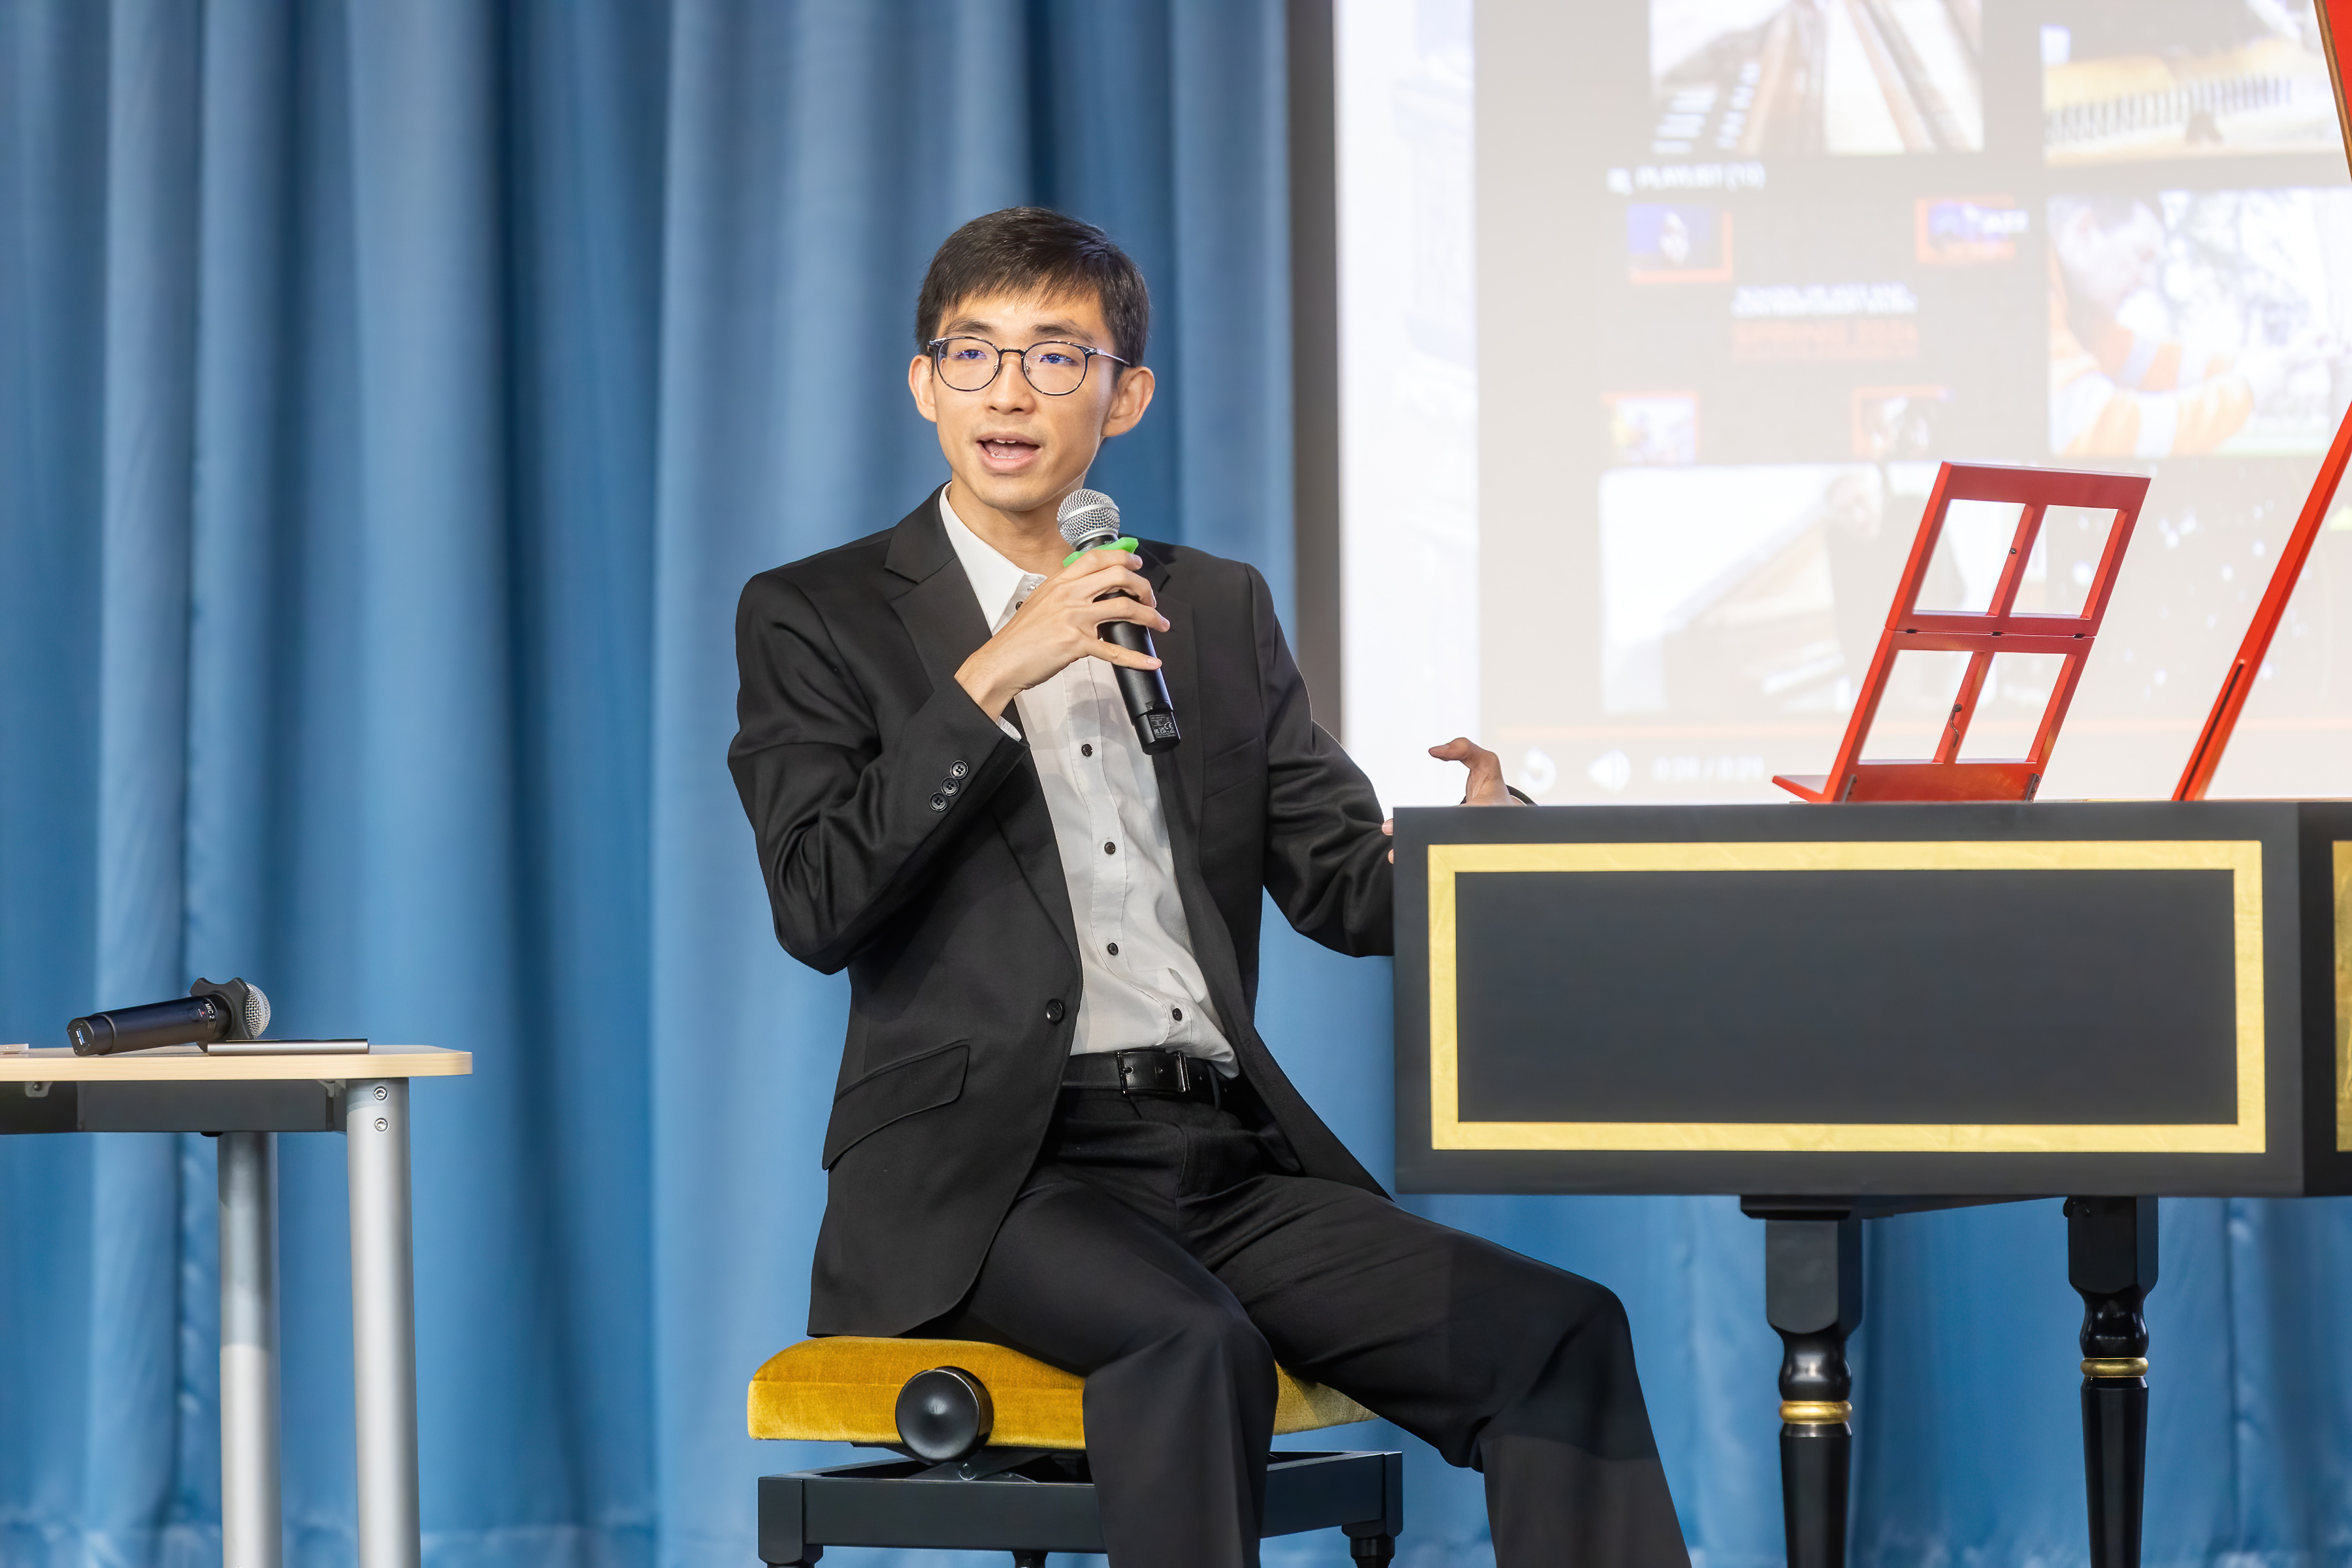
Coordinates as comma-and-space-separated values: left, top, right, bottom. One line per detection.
1778, 1401, 1853, 1424
2081, 1358, 2149, 1380
2333, 842, 2351, 1153
1425, 840, 2265, 1154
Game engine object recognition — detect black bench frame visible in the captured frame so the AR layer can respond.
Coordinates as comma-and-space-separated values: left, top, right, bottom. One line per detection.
759, 1447, 1403, 1566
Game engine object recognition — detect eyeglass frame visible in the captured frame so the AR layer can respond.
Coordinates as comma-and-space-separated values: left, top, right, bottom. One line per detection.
923, 335, 1133, 397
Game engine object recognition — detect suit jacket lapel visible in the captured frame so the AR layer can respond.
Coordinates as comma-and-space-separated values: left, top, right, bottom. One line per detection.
1140, 543, 1207, 821
885, 491, 991, 694
1141, 545, 1255, 1045
884, 490, 1079, 969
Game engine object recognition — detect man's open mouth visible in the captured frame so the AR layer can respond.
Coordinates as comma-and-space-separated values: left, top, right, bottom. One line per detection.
979, 436, 1039, 465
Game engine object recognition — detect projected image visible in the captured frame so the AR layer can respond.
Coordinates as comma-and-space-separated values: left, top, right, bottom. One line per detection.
1731, 280, 1925, 364
1606, 393, 1699, 463
1916, 196, 2028, 264
1337, 0, 2352, 804
2042, 0, 2339, 166
2061, 459, 2335, 711
1649, 0, 1985, 157
1599, 463, 1955, 717
2048, 188, 2352, 458
1853, 385, 1952, 457
1627, 204, 1732, 280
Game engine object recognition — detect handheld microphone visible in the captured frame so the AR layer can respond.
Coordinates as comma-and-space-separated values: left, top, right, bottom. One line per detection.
67, 977, 270, 1056
1057, 489, 1181, 754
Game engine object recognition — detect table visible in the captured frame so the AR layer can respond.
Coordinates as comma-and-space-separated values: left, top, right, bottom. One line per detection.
0, 1044, 471, 1568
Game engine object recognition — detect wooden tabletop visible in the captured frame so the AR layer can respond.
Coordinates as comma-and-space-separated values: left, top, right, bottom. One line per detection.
0, 1044, 470, 1082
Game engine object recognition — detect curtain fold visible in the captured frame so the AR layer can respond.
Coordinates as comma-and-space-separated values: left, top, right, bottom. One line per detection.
2, 4, 2347, 1567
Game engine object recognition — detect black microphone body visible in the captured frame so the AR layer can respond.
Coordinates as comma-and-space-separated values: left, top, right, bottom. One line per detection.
67, 976, 271, 1056
1102, 623, 1180, 753
1057, 489, 1182, 754
69, 996, 231, 1056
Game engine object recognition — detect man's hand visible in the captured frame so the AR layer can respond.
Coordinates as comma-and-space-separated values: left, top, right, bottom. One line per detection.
1429, 736, 1515, 804
1383, 737, 1522, 860
955, 546, 1168, 719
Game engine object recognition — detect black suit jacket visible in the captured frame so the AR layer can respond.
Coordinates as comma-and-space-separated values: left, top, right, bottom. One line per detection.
729, 490, 1394, 1335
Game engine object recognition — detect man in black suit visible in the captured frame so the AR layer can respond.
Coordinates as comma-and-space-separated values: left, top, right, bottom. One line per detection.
730, 208, 1687, 1568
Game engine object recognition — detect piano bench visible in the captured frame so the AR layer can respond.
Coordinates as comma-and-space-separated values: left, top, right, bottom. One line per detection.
749, 1337, 1403, 1567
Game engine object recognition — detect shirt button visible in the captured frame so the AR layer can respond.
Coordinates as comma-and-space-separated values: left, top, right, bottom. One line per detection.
1171, 1006, 1184, 1021
1044, 999, 1067, 1024
1103, 841, 1117, 855
1081, 743, 1093, 757
1107, 942, 1119, 956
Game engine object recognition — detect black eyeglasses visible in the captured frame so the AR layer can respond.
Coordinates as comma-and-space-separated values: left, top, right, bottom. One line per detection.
926, 336, 1130, 397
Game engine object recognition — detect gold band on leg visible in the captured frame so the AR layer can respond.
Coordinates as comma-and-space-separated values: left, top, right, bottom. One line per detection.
2081, 1358, 2149, 1379
1779, 1400, 1854, 1424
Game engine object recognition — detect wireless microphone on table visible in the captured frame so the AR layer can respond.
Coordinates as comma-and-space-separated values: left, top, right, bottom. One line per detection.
1056, 488, 1182, 754
67, 977, 270, 1056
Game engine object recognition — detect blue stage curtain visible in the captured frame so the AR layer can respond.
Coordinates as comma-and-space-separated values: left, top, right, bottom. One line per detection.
3, 5, 2349, 1568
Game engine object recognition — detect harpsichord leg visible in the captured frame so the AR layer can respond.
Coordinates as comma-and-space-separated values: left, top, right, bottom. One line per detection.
1766, 1217, 1863, 1568
2066, 1197, 2158, 1568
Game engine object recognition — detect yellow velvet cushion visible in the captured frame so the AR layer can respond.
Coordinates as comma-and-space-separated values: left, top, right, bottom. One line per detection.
748, 1337, 1374, 1450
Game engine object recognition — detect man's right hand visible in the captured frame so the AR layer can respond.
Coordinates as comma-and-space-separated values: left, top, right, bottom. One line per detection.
955, 544, 1169, 720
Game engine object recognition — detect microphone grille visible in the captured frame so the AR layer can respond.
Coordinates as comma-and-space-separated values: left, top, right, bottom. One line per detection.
1057, 489, 1121, 547
242, 984, 270, 1040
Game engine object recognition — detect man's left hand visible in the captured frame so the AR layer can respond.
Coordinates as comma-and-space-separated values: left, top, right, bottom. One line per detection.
1428, 736, 1515, 805
1382, 736, 1523, 860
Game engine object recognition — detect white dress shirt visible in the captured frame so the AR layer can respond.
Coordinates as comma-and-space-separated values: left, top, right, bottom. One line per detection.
939, 488, 1237, 1071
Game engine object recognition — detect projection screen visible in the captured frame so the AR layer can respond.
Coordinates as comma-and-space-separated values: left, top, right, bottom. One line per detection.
1339, 0, 2352, 806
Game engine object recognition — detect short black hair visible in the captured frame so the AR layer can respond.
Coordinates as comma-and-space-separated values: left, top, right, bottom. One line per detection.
915, 207, 1151, 366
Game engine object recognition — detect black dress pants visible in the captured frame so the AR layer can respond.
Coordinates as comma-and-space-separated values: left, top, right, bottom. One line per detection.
919, 1087, 1690, 1568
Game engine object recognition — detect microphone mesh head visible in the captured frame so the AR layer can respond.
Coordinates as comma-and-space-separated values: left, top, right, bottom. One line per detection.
1057, 489, 1121, 549
242, 984, 270, 1040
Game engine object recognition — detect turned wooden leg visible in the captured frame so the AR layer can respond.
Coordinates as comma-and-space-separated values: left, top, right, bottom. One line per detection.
1767, 1217, 1863, 1568
2067, 1196, 2158, 1568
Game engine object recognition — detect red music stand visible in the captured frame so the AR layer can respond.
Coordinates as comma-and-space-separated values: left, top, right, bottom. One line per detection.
1774, 462, 2149, 803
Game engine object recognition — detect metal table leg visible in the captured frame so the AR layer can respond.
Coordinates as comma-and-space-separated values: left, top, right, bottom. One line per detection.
348, 1078, 420, 1568
219, 1131, 284, 1568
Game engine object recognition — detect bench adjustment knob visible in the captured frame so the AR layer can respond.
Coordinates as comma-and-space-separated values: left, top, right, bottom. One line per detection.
895, 1366, 994, 1462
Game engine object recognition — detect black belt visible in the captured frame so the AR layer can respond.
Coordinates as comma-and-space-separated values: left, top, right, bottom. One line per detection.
1063, 1047, 1222, 1105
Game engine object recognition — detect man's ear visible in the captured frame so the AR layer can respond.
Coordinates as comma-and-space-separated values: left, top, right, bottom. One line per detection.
1100, 365, 1155, 439
908, 354, 941, 425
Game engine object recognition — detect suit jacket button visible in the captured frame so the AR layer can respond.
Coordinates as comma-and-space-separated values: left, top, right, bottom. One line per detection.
1044, 999, 1067, 1024
928, 792, 949, 811
949, 760, 970, 779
